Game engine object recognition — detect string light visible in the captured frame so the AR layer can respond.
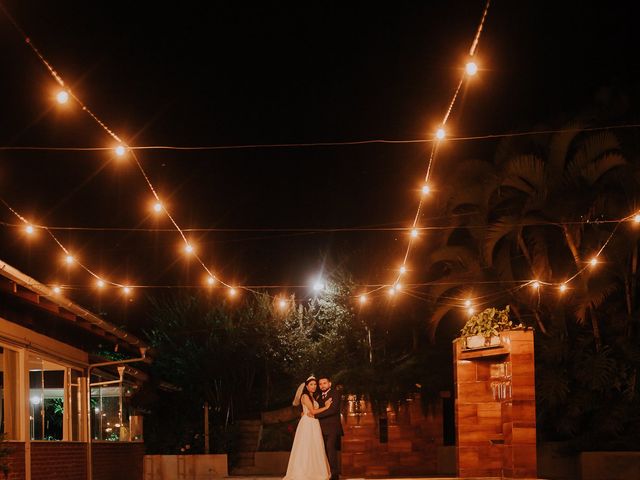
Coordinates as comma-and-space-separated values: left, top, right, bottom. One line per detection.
312, 280, 324, 292
465, 61, 478, 76
589, 257, 598, 267
395, 283, 402, 291
123, 286, 132, 295
229, 287, 237, 297
410, 228, 419, 238
399, 265, 407, 274
56, 90, 69, 104
206, 276, 216, 286
436, 127, 446, 140
96, 279, 105, 288
634, 213, 640, 224
184, 243, 194, 254
114, 145, 126, 157
65, 254, 74, 265
531, 280, 541, 290
278, 298, 287, 309
421, 184, 431, 195
24, 224, 34, 234
559, 283, 567, 293
53, 286, 61, 294
153, 202, 163, 213
467, 307, 475, 316
464, 299, 472, 308
388, 287, 396, 296
359, 294, 367, 304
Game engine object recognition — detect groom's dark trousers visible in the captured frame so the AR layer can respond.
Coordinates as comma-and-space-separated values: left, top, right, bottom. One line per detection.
316, 389, 343, 480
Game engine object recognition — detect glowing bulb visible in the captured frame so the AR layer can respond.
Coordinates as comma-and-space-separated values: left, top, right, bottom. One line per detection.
184, 244, 194, 254
465, 61, 478, 76
400, 265, 407, 274
56, 90, 69, 104
65, 254, 74, 265
531, 281, 541, 290
410, 228, 419, 238
153, 202, 163, 213
278, 299, 287, 309
207, 276, 216, 285
467, 307, 475, 316
96, 279, 105, 288
394, 283, 402, 291
115, 145, 126, 157
388, 287, 396, 296
464, 299, 472, 308
559, 283, 567, 293
229, 287, 237, 297
590, 257, 598, 267
359, 294, 367, 304
313, 281, 324, 292
25, 224, 34, 234
421, 184, 431, 195
436, 127, 446, 140
53, 286, 61, 294
634, 214, 640, 224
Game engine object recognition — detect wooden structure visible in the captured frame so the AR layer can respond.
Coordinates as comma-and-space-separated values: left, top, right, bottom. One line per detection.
341, 393, 443, 477
453, 330, 537, 478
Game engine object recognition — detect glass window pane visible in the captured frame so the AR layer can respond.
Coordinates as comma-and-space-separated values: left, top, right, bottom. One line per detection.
29, 356, 65, 441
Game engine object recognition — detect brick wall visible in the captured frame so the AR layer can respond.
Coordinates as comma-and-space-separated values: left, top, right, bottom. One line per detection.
91, 442, 144, 480
4, 442, 25, 480
31, 442, 87, 480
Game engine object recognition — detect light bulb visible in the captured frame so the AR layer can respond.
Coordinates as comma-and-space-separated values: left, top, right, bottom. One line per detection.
96, 279, 105, 288
531, 281, 541, 290
229, 287, 237, 297
65, 254, 74, 265
388, 287, 396, 296
464, 299, 472, 308
56, 90, 69, 104
153, 202, 163, 213
313, 281, 324, 292
467, 307, 475, 316
207, 276, 216, 285
590, 257, 598, 267
184, 244, 194, 254
123, 286, 132, 295
400, 265, 407, 274
559, 283, 567, 293
410, 228, 419, 238
278, 299, 287, 309
115, 145, 126, 157
25, 224, 34, 234
465, 61, 478, 76
359, 294, 367, 304
53, 286, 61, 294
436, 127, 446, 140
421, 184, 431, 195
634, 214, 640, 224
394, 283, 402, 291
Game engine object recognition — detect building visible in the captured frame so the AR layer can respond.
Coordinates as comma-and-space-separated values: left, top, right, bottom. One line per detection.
0, 259, 149, 480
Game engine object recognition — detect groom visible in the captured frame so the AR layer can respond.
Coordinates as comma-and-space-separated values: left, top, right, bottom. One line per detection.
314, 375, 342, 480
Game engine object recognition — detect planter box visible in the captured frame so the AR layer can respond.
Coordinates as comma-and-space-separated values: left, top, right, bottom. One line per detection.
463, 334, 501, 350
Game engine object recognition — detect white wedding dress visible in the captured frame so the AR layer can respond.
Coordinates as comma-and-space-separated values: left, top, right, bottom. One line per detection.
283, 398, 331, 480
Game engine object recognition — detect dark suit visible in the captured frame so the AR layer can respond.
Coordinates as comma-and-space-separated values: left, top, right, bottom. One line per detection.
315, 389, 342, 480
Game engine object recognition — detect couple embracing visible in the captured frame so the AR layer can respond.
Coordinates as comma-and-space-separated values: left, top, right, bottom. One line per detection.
284, 375, 342, 480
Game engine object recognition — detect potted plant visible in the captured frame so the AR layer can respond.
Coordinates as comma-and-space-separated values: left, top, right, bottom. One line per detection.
460, 306, 513, 350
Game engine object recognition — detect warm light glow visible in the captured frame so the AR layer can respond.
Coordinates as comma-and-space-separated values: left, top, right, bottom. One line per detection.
30, 396, 41, 405
410, 228, 419, 238
207, 276, 216, 285
65, 254, 74, 265
56, 90, 69, 104
153, 202, 163, 213
278, 299, 287, 309
394, 283, 402, 291
359, 294, 367, 304
531, 281, 541, 290
96, 279, 105, 288
115, 145, 126, 157
464, 299, 472, 308
123, 286, 132, 295
634, 214, 640, 224
184, 243, 194, 254
388, 287, 396, 296
559, 283, 568, 293
313, 281, 324, 292
590, 257, 598, 267
467, 307, 475, 316
53, 286, 61, 294
421, 184, 431, 195
229, 287, 237, 297
436, 127, 446, 140
400, 265, 407, 274
25, 224, 34, 234
465, 61, 478, 76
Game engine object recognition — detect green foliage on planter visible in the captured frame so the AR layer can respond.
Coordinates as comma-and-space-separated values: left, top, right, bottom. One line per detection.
460, 306, 513, 338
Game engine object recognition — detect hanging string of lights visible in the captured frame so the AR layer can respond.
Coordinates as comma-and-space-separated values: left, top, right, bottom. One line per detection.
2, 1, 640, 313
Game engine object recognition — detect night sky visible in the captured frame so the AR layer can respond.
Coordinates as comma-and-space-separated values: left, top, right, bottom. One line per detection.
1, 1, 639, 329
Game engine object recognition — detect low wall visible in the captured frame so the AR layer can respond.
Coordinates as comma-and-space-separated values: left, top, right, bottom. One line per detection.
32, 442, 87, 480
144, 454, 228, 480
5, 441, 25, 480
581, 452, 640, 480
93, 442, 145, 480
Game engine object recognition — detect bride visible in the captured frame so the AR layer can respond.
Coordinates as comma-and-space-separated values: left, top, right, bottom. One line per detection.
283, 376, 332, 480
